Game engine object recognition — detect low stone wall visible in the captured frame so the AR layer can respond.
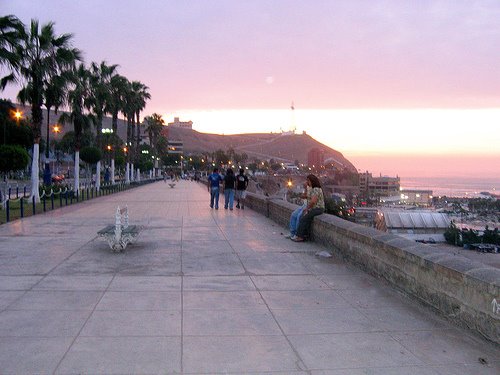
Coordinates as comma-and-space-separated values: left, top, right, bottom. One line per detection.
245, 192, 500, 344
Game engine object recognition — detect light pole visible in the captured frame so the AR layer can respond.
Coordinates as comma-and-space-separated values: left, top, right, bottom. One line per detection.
99, 128, 115, 184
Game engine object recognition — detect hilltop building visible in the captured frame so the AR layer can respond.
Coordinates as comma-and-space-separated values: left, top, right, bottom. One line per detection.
359, 171, 400, 198
168, 117, 193, 129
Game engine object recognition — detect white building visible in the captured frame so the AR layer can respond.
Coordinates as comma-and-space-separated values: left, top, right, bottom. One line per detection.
168, 117, 193, 129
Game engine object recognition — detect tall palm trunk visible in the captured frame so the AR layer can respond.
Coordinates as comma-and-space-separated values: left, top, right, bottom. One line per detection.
74, 150, 80, 194
30, 91, 43, 203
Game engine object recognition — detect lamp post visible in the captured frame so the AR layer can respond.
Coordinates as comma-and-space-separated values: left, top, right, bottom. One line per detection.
98, 128, 115, 184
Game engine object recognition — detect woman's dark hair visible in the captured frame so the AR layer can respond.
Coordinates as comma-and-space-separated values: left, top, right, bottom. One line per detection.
307, 174, 321, 188
227, 168, 234, 175
213, 168, 219, 173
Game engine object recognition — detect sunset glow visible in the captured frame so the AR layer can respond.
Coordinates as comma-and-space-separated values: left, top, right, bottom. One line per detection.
3, 0, 500, 179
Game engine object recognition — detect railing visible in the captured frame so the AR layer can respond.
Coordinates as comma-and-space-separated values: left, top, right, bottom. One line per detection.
0, 177, 162, 224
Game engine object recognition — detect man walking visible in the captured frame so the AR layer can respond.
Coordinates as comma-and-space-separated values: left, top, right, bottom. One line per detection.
235, 168, 249, 209
208, 168, 223, 209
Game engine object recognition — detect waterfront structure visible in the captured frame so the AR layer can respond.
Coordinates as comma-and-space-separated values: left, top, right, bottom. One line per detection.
359, 171, 400, 198
375, 209, 450, 242
400, 189, 433, 206
168, 117, 193, 129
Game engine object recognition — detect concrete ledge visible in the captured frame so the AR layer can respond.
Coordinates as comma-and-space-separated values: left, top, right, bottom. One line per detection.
245, 192, 500, 344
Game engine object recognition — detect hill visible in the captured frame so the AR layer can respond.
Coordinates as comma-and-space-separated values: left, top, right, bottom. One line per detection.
167, 127, 357, 172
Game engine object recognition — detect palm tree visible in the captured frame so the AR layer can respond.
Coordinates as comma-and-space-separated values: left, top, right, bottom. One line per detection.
59, 63, 92, 193
0, 15, 23, 91
144, 113, 164, 151
109, 74, 128, 134
108, 73, 128, 183
88, 61, 118, 190
15, 19, 81, 202
131, 81, 150, 163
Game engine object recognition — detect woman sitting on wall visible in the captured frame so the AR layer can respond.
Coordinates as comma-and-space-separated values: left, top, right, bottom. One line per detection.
292, 174, 325, 242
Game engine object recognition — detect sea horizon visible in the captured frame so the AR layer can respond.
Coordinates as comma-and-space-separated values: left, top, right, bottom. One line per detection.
400, 176, 500, 198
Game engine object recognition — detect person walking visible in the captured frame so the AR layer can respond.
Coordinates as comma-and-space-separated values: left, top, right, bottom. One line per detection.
292, 174, 325, 242
235, 168, 249, 209
223, 168, 236, 210
208, 168, 223, 209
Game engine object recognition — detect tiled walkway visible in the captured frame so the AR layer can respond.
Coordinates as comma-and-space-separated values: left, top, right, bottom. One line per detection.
0, 180, 498, 374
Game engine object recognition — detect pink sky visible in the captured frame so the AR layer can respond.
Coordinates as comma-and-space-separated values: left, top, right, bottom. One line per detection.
2, 0, 500, 177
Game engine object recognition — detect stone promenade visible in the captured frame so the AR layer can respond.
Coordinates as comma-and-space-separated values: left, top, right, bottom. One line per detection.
0, 180, 498, 374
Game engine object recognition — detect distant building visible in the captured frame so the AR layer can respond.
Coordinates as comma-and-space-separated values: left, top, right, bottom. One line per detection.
307, 148, 324, 168
399, 189, 433, 206
168, 117, 193, 129
359, 171, 400, 198
167, 140, 183, 154
375, 209, 451, 242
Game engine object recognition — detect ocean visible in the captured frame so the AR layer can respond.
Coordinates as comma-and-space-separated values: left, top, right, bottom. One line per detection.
400, 176, 500, 198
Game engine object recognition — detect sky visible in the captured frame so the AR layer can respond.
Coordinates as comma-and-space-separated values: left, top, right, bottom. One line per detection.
2, 0, 500, 178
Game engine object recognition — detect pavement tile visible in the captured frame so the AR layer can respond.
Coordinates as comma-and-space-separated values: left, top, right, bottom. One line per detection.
273, 307, 380, 334
240, 253, 312, 275
183, 275, 256, 291
80, 310, 181, 337
361, 305, 452, 332
0, 309, 90, 337
0, 276, 42, 290
56, 336, 181, 374
184, 307, 282, 336
252, 275, 330, 291
108, 275, 182, 291
8, 290, 102, 310
183, 335, 302, 373
182, 253, 246, 276
96, 291, 181, 311
311, 367, 440, 374
337, 285, 410, 309
390, 330, 500, 366
319, 273, 381, 290
33, 275, 113, 291
261, 290, 351, 310
0, 337, 73, 374
184, 291, 265, 310
289, 332, 424, 369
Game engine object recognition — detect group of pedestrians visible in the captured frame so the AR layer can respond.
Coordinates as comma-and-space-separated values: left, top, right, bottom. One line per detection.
208, 168, 248, 210
208, 169, 324, 242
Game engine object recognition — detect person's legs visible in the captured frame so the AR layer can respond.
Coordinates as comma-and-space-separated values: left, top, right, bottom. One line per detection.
235, 190, 241, 208
214, 187, 220, 209
210, 188, 215, 208
224, 189, 229, 209
229, 189, 234, 209
289, 205, 305, 236
295, 208, 324, 240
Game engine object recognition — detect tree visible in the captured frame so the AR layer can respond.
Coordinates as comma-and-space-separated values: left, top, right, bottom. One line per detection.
130, 81, 150, 161
88, 61, 118, 190
144, 113, 164, 152
0, 15, 23, 91
15, 19, 81, 202
0, 144, 29, 175
59, 63, 92, 192
80, 146, 102, 185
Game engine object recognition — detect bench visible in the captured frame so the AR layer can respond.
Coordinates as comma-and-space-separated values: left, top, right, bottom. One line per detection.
97, 206, 140, 252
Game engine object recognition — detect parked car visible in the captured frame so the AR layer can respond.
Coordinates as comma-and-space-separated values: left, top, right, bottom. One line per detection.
51, 174, 65, 183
